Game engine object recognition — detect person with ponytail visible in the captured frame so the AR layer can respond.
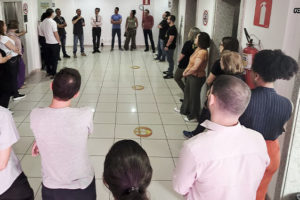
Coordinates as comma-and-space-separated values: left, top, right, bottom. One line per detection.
103, 140, 152, 200
239, 50, 299, 200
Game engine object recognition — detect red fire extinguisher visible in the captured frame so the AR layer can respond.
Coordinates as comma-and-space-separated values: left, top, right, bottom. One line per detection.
242, 28, 258, 89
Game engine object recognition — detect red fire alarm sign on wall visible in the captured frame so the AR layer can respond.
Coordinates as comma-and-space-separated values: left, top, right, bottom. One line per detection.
143, 0, 150, 5
254, 0, 272, 28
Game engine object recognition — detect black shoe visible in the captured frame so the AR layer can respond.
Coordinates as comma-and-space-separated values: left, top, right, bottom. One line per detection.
159, 59, 165, 62
154, 57, 160, 61
163, 74, 174, 79
96, 50, 101, 53
183, 130, 195, 138
119, 48, 124, 51
163, 71, 168, 74
58, 57, 61, 61
13, 94, 26, 101
63, 54, 71, 58
152, 49, 156, 53
110, 49, 114, 52
144, 49, 149, 52
92, 50, 97, 54
180, 99, 183, 102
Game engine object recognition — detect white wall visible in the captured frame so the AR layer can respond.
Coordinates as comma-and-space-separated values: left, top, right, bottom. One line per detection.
177, 0, 186, 47
53, 0, 169, 46
195, 0, 216, 36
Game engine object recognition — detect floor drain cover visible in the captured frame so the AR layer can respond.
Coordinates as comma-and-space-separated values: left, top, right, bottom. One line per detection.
132, 85, 144, 90
134, 127, 152, 137
131, 66, 141, 69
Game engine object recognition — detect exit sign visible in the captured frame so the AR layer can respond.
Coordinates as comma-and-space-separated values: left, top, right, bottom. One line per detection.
143, 0, 150, 5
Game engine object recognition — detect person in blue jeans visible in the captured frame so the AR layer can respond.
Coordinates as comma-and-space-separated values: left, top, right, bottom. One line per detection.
163, 15, 177, 79
72, 9, 86, 58
111, 7, 123, 51
155, 11, 170, 62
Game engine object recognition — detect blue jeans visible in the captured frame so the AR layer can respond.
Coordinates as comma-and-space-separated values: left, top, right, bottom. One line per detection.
156, 39, 165, 61
111, 29, 121, 49
166, 49, 175, 75
59, 34, 67, 56
73, 34, 84, 54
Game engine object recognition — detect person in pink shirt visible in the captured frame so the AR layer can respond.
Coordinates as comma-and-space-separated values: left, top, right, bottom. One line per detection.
142, 9, 155, 53
173, 75, 270, 200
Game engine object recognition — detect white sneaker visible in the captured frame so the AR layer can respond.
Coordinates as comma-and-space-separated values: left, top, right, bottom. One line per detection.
174, 107, 180, 113
184, 116, 197, 122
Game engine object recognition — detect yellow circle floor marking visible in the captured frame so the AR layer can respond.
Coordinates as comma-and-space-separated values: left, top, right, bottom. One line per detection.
134, 127, 153, 137
131, 66, 141, 69
132, 85, 145, 90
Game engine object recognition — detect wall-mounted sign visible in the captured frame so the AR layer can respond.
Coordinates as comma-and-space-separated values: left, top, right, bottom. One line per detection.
40, 2, 50, 9
203, 10, 208, 26
23, 3, 28, 15
254, 0, 272, 28
168, 0, 172, 9
143, 0, 150, 5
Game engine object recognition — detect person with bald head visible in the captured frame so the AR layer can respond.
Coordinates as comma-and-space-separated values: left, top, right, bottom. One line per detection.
173, 75, 270, 200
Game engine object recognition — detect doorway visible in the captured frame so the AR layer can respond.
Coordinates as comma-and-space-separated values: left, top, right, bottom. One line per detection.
209, 0, 241, 70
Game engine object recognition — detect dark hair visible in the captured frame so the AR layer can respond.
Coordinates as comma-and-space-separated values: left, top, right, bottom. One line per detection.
145, 9, 149, 13
131, 10, 136, 17
222, 37, 239, 52
0, 20, 5, 35
45, 8, 54, 18
211, 75, 251, 116
198, 32, 211, 49
41, 12, 48, 21
104, 140, 153, 200
52, 68, 81, 101
7, 23, 18, 30
165, 11, 171, 17
115, 7, 119, 11
55, 8, 60, 13
95, 8, 100, 12
252, 50, 299, 82
169, 15, 176, 22
76, 9, 81, 12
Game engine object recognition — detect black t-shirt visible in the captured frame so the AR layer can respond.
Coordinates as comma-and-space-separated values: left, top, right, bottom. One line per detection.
164, 25, 177, 49
54, 16, 66, 35
159, 19, 168, 40
210, 59, 224, 76
72, 16, 85, 35
178, 40, 195, 69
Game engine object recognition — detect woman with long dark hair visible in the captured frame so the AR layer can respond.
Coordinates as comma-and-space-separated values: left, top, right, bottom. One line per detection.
0, 20, 25, 106
104, 140, 153, 200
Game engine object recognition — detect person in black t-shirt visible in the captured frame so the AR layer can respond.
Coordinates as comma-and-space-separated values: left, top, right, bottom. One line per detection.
72, 9, 86, 58
54, 8, 70, 59
155, 11, 170, 62
163, 15, 177, 79
174, 27, 200, 91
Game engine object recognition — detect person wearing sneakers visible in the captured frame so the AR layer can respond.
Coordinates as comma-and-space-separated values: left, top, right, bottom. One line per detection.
111, 7, 123, 51
155, 11, 170, 62
72, 9, 87, 58
142, 9, 155, 53
0, 20, 26, 102
91, 8, 102, 54
30, 68, 96, 200
0, 106, 34, 200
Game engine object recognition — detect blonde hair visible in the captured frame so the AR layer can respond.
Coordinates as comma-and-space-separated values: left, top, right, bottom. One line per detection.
188, 27, 201, 42
220, 50, 244, 74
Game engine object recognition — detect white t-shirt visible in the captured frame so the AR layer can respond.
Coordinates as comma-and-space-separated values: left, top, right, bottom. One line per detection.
0, 106, 22, 195
30, 107, 94, 189
0, 36, 18, 57
40, 18, 59, 44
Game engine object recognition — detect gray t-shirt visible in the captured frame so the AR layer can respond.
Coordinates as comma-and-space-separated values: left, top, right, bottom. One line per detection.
0, 106, 22, 195
30, 107, 94, 189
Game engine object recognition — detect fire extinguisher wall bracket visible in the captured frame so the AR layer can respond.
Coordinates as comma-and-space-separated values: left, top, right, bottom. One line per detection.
243, 43, 259, 89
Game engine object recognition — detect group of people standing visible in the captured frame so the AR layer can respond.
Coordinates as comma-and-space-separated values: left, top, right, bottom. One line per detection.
0, 20, 27, 109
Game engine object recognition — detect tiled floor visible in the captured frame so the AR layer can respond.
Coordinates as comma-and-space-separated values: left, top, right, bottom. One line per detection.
11, 47, 198, 199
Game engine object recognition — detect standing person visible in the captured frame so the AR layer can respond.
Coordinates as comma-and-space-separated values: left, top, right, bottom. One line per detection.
72, 9, 86, 58
54, 8, 70, 59
104, 140, 153, 200
30, 68, 96, 200
111, 7, 123, 51
40, 8, 61, 78
239, 50, 299, 200
178, 32, 210, 122
0, 20, 25, 102
124, 10, 138, 51
173, 75, 270, 200
155, 11, 170, 62
0, 50, 13, 108
91, 8, 102, 54
7, 23, 27, 89
38, 12, 48, 70
142, 9, 155, 53
0, 106, 34, 200
174, 27, 200, 91
163, 15, 177, 79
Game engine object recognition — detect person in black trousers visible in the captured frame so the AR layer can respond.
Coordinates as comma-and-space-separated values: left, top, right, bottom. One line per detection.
0, 49, 13, 108
91, 8, 102, 53
142, 9, 155, 53
54, 8, 70, 58
38, 12, 47, 70
40, 9, 61, 78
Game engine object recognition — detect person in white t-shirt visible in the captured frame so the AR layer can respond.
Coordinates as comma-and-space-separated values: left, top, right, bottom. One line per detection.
0, 106, 34, 200
0, 20, 26, 105
40, 8, 61, 78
